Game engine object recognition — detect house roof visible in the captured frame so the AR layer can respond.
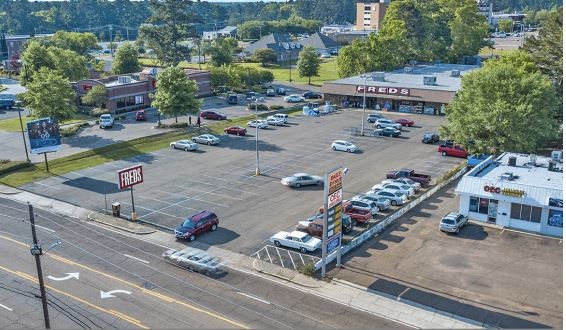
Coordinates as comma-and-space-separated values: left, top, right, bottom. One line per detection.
218, 26, 237, 34
298, 32, 338, 49
243, 33, 302, 55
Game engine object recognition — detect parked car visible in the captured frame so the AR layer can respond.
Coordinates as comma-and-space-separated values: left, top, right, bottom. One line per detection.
381, 178, 421, 191
135, 110, 147, 121
281, 173, 323, 187
272, 113, 289, 123
361, 193, 392, 211
192, 134, 220, 145
467, 154, 490, 169
227, 93, 238, 104
270, 231, 322, 253
422, 132, 440, 144
371, 189, 407, 206
374, 119, 402, 130
247, 120, 268, 129
330, 49, 339, 55
386, 168, 431, 185
200, 111, 227, 120
395, 118, 414, 127
331, 140, 357, 153
170, 139, 199, 151
284, 95, 305, 103
276, 87, 286, 95
367, 113, 385, 123
0, 99, 15, 109
266, 89, 276, 96
162, 247, 223, 276
352, 195, 389, 212
319, 52, 331, 58
224, 126, 247, 136
245, 92, 257, 100
373, 127, 401, 137
174, 211, 219, 241
439, 212, 468, 233
303, 91, 323, 99
99, 114, 114, 128
300, 214, 353, 235
438, 144, 468, 158
265, 117, 284, 126
374, 182, 415, 197
349, 199, 378, 215
318, 201, 372, 225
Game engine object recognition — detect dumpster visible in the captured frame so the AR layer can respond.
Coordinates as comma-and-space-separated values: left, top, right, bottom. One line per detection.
112, 202, 121, 217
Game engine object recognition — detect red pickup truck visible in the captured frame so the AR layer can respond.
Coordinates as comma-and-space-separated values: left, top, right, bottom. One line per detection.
386, 168, 431, 185
318, 201, 372, 225
438, 144, 468, 158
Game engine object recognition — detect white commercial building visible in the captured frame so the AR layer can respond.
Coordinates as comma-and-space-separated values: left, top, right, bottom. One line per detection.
456, 152, 563, 237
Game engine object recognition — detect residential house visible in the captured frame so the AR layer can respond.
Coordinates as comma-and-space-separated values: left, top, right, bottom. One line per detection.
298, 32, 339, 54
242, 33, 302, 63
202, 26, 238, 40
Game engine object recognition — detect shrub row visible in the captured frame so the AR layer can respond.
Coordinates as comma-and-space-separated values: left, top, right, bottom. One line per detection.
90, 108, 110, 117
247, 103, 269, 111
0, 160, 32, 175
158, 122, 189, 129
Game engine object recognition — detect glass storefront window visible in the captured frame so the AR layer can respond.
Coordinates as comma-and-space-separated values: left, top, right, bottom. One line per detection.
478, 198, 489, 214
511, 203, 542, 223
469, 197, 479, 213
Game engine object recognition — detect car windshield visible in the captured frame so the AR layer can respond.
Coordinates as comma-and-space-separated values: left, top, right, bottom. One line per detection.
401, 185, 411, 190
394, 191, 404, 197
442, 219, 455, 224
300, 235, 312, 243
344, 142, 352, 146
424, 133, 433, 138
182, 220, 196, 228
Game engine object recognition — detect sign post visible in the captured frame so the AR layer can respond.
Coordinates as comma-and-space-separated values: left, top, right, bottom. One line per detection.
117, 164, 144, 221
321, 166, 344, 278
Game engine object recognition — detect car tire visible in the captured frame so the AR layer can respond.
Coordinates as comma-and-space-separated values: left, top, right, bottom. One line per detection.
192, 138, 197, 142
188, 265, 194, 271
332, 146, 337, 150
207, 142, 211, 146
348, 149, 353, 153
442, 151, 447, 156
171, 145, 175, 149
184, 147, 189, 152
240, 132, 244, 136
211, 224, 217, 231
188, 234, 196, 242
274, 240, 281, 247
202, 270, 211, 276
391, 200, 398, 206
300, 247, 307, 254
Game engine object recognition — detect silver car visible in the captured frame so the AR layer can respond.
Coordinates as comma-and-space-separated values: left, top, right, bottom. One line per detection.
192, 134, 220, 145
349, 199, 378, 215
383, 183, 415, 197
439, 212, 468, 233
162, 247, 224, 276
381, 178, 421, 191
281, 173, 323, 187
372, 189, 407, 206
359, 193, 392, 211
374, 118, 402, 130
170, 139, 199, 151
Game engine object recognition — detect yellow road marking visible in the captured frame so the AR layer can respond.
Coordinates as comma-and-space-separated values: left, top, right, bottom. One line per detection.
0, 234, 248, 329
0, 265, 148, 329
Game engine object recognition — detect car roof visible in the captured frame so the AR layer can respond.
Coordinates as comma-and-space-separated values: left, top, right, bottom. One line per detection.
289, 230, 308, 238
443, 212, 459, 220
187, 210, 214, 222
293, 173, 311, 177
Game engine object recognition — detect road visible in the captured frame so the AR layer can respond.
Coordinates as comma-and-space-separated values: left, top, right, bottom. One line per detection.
0, 197, 408, 329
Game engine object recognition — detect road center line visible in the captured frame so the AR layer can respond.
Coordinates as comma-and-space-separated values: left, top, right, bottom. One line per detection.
237, 292, 271, 305
123, 254, 150, 264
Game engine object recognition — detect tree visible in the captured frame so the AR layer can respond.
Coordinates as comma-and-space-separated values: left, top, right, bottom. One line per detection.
253, 48, 277, 67
447, 2, 489, 62
208, 39, 233, 67
21, 40, 88, 84
150, 67, 201, 123
82, 84, 107, 108
440, 53, 559, 154
498, 19, 513, 33
112, 42, 141, 74
336, 39, 370, 78
297, 46, 321, 85
21, 68, 77, 122
139, 0, 195, 66
20, 40, 52, 84
50, 31, 99, 57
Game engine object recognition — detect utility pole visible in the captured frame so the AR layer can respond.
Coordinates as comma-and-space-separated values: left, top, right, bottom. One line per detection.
109, 25, 113, 58
28, 203, 51, 329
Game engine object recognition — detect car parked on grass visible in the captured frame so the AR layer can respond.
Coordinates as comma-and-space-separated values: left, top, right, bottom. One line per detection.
371, 189, 407, 206
422, 132, 440, 144
247, 120, 268, 129
281, 173, 323, 188
396, 118, 414, 127
265, 117, 284, 126
170, 139, 199, 151
224, 126, 247, 136
99, 114, 114, 129
381, 178, 421, 191
367, 113, 384, 123
284, 95, 305, 103
135, 110, 146, 121
331, 140, 357, 153
200, 111, 227, 120
192, 134, 220, 145
438, 144, 468, 158
266, 88, 276, 96
373, 127, 401, 137
303, 91, 323, 99
374, 119, 402, 130
162, 247, 223, 276
174, 211, 219, 241
439, 212, 468, 233
270, 231, 322, 253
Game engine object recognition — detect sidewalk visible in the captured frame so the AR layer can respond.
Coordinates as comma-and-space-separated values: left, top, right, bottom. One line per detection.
1, 183, 482, 329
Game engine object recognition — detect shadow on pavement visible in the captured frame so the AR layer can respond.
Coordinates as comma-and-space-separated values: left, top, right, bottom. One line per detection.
215, 136, 285, 153
62, 176, 121, 194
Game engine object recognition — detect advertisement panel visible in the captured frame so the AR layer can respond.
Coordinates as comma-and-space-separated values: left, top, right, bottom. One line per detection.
26, 117, 62, 154
327, 233, 341, 253
118, 164, 144, 190
326, 167, 343, 251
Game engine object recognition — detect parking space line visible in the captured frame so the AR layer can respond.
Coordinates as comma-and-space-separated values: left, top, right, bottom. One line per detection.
287, 251, 296, 270
200, 174, 273, 187
265, 247, 273, 263
30, 181, 58, 189
169, 185, 250, 199
275, 248, 284, 267
120, 202, 182, 220
188, 197, 229, 208
138, 195, 200, 212
183, 178, 271, 190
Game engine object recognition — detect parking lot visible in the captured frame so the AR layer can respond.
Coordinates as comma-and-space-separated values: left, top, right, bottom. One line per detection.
327, 182, 563, 329
22, 109, 463, 257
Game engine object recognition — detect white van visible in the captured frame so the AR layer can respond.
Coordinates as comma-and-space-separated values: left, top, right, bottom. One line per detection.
273, 113, 288, 123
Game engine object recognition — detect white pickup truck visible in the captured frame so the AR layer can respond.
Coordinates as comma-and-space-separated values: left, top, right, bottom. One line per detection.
270, 230, 322, 253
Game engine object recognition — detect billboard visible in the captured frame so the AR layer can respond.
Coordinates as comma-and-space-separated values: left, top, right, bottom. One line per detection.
325, 167, 343, 253
118, 164, 144, 190
26, 117, 62, 154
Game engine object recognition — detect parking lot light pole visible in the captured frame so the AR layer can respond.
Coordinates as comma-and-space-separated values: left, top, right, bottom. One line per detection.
251, 97, 264, 176
361, 75, 370, 136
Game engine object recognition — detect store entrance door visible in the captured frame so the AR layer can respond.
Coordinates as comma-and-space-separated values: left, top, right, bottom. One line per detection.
488, 200, 498, 223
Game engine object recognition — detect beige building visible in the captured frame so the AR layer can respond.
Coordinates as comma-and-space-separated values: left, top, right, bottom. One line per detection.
355, 1, 389, 31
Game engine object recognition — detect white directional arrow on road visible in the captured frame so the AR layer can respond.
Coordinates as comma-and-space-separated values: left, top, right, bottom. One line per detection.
100, 290, 132, 299
47, 272, 79, 281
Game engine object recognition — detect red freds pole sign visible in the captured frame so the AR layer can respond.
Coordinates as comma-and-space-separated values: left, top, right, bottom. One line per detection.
117, 164, 144, 190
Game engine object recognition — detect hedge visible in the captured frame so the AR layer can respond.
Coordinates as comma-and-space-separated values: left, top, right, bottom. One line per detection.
269, 105, 284, 110
247, 103, 268, 111
90, 108, 110, 117
158, 122, 189, 129
0, 160, 32, 175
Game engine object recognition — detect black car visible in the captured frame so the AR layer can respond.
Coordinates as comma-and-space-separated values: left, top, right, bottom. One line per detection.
374, 127, 401, 137
302, 91, 323, 99
422, 132, 440, 144
227, 93, 238, 104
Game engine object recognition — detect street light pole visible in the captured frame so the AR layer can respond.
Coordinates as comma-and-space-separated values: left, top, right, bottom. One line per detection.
288, 50, 292, 82
361, 75, 369, 136
251, 97, 262, 176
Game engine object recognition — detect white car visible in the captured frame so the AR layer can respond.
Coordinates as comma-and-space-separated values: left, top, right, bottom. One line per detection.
372, 189, 408, 206
284, 95, 305, 103
349, 198, 379, 215
265, 117, 284, 126
320, 52, 331, 58
192, 134, 220, 145
372, 183, 414, 197
381, 178, 421, 191
247, 120, 268, 129
170, 139, 199, 151
270, 231, 322, 253
374, 118, 402, 130
359, 193, 392, 211
281, 173, 323, 187
99, 114, 114, 128
331, 140, 357, 153
439, 212, 468, 233
272, 113, 289, 123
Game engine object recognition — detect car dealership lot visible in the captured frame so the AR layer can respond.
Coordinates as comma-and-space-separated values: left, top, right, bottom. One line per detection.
22, 110, 463, 256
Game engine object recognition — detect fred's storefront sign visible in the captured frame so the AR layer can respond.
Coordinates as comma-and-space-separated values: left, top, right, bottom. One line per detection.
484, 185, 525, 198
356, 86, 411, 96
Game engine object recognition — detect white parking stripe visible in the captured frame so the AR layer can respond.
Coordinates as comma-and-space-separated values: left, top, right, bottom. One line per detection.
0, 304, 12, 311
138, 195, 200, 211
120, 202, 183, 219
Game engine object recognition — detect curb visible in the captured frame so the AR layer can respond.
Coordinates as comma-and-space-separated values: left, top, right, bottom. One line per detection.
87, 212, 156, 235
251, 258, 321, 288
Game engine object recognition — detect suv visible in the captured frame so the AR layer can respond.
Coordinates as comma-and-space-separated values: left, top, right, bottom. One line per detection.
375, 118, 402, 130
349, 199, 378, 215
272, 113, 289, 123
227, 93, 238, 104
367, 113, 384, 123
174, 211, 219, 241
439, 212, 468, 233
200, 111, 227, 120
99, 114, 114, 128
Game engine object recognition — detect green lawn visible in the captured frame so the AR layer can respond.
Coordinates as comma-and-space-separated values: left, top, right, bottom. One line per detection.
478, 47, 515, 57
0, 113, 91, 132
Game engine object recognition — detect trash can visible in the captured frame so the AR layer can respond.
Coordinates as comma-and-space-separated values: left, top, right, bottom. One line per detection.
112, 202, 121, 217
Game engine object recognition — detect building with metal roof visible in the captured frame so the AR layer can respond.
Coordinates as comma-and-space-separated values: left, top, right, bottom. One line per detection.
456, 152, 563, 237
242, 33, 302, 63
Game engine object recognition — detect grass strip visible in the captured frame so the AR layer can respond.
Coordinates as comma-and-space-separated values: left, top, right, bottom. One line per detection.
0, 113, 91, 132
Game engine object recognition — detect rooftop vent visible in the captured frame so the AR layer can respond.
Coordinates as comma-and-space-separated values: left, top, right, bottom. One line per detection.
423, 76, 436, 86
451, 70, 460, 77
500, 172, 519, 181
118, 76, 131, 84
508, 156, 517, 167
548, 160, 557, 172
403, 67, 413, 73
372, 72, 385, 82
551, 150, 563, 163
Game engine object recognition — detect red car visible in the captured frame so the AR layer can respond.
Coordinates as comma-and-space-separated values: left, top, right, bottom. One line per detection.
438, 144, 468, 158
200, 111, 227, 120
174, 211, 219, 241
135, 110, 146, 121
396, 118, 414, 127
224, 126, 247, 136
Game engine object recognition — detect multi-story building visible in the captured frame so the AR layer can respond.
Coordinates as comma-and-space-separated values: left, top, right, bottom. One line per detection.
355, 0, 390, 31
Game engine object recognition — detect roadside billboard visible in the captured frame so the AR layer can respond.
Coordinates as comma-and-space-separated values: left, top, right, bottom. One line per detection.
326, 167, 343, 253
26, 117, 62, 154
117, 164, 144, 190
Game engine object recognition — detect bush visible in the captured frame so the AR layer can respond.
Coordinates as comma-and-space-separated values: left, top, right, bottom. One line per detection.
247, 103, 268, 111
296, 263, 316, 277
61, 125, 82, 137
0, 160, 32, 175
90, 108, 110, 117
158, 122, 188, 129
269, 105, 284, 110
